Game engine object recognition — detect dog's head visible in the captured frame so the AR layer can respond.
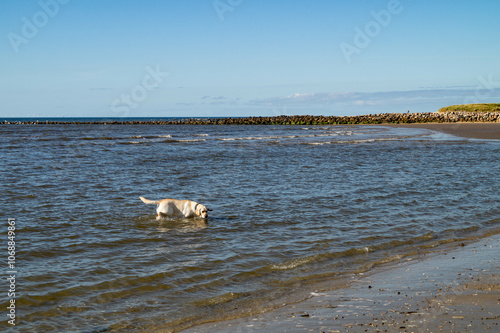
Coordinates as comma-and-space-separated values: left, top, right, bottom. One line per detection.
195, 204, 212, 219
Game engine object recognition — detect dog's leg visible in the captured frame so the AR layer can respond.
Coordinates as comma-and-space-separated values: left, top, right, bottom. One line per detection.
182, 202, 193, 218
157, 205, 174, 219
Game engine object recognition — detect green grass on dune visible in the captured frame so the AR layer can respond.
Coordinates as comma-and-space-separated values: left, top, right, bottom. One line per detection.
438, 103, 500, 113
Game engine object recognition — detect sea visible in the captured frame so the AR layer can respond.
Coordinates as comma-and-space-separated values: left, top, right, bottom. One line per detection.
1, 119, 499, 332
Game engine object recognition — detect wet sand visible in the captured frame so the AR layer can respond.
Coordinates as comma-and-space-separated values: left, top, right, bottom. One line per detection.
183, 234, 500, 333
390, 123, 500, 140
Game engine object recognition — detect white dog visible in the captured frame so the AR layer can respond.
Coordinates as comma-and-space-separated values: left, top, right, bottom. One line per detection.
139, 196, 211, 219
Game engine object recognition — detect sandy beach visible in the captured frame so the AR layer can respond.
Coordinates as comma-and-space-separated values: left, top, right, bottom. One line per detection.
390, 123, 500, 140
184, 234, 500, 333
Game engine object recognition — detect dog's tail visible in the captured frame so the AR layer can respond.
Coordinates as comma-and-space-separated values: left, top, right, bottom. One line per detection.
139, 196, 160, 205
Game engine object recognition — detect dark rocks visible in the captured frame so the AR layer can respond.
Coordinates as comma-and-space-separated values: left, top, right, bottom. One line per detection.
3, 111, 500, 125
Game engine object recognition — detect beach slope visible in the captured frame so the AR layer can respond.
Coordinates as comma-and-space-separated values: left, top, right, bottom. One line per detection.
183, 234, 500, 333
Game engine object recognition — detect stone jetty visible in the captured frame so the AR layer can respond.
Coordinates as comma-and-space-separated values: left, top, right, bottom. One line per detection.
3, 111, 500, 125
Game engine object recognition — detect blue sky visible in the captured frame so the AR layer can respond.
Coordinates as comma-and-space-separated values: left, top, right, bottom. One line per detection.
1, 0, 499, 117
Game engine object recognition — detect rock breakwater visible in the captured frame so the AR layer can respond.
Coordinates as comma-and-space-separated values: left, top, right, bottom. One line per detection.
3, 111, 500, 125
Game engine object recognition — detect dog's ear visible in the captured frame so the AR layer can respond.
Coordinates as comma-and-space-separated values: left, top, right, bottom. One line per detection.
207, 208, 213, 211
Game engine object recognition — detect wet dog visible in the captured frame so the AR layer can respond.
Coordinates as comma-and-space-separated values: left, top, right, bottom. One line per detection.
139, 196, 211, 219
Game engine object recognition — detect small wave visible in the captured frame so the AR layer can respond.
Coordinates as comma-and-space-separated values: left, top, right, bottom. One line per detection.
218, 136, 280, 141
117, 141, 145, 145
218, 133, 344, 142
270, 246, 373, 271
81, 137, 116, 141
271, 256, 319, 270
348, 139, 376, 144
268, 233, 440, 273
176, 139, 207, 142
192, 292, 248, 307
160, 138, 207, 143
307, 142, 330, 146
139, 134, 172, 139
306, 137, 405, 145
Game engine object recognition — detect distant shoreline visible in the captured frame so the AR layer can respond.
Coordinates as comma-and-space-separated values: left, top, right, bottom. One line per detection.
2, 111, 500, 125
388, 123, 500, 140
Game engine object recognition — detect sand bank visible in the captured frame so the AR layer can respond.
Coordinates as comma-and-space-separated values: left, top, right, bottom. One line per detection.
390, 123, 500, 140
183, 234, 500, 332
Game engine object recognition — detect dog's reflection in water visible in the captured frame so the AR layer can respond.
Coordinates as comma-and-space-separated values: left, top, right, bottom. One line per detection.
156, 217, 208, 233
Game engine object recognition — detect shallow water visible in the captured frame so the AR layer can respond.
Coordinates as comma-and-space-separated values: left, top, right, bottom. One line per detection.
1, 123, 499, 332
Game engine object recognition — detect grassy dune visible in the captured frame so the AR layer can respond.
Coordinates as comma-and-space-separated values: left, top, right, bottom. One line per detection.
439, 103, 500, 113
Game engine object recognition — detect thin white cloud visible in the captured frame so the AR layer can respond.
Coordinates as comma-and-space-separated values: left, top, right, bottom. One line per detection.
198, 96, 243, 106
249, 88, 500, 107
